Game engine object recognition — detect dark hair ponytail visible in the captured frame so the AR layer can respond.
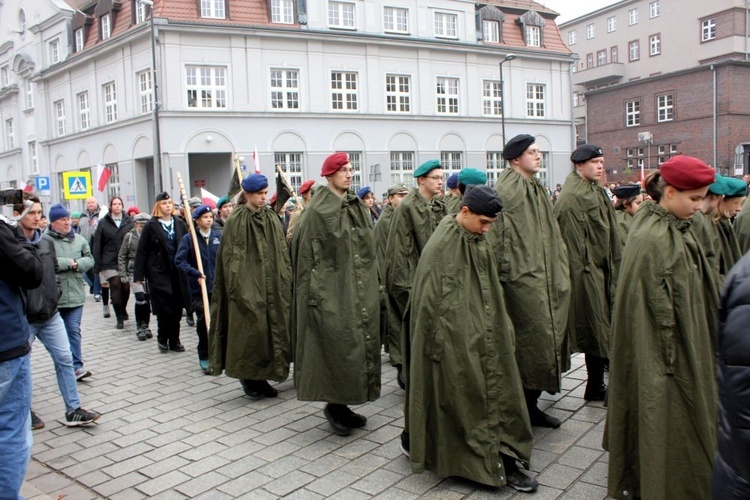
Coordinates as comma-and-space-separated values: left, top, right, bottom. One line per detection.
644, 171, 667, 202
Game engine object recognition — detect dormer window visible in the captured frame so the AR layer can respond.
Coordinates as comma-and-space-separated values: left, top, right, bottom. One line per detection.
135, 0, 148, 23
526, 26, 540, 47
72, 11, 92, 52
101, 13, 112, 39
483, 20, 499, 43
75, 29, 85, 51
271, 0, 294, 24
477, 5, 504, 44
516, 10, 545, 48
201, 0, 226, 19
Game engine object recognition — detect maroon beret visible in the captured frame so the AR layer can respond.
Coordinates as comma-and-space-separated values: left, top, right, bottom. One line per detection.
299, 179, 315, 195
660, 156, 715, 191
321, 152, 350, 177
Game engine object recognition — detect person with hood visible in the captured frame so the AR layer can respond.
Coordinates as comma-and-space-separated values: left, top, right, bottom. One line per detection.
209, 175, 290, 395
134, 192, 188, 353
118, 213, 153, 341
93, 197, 134, 329
605, 156, 718, 500
176, 205, 222, 373
553, 144, 620, 402
612, 184, 645, 249
291, 153, 380, 437
408, 185, 537, 493
492, 134, 571, 429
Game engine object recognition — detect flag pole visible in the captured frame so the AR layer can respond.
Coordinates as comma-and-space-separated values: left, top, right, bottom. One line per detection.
275, 164, 303, 210
175, 171, 211, 331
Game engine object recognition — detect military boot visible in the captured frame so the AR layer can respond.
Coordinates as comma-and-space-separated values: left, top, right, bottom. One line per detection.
136, 323, 148, 341
584, 354, 607, 401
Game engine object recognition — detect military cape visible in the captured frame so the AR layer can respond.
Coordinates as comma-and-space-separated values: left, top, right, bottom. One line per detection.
374, 203, 396, 349
442, 194, 461, 214
553, 172, 620, 358
604, 202, 718, 500
208, 205, 291, 381
614, 210, 632, 250
290, 187, 381, 404
716, 217, 742, 286
409, 215, 533, 486
492, 168, 571, 391
733, 201, 750, 254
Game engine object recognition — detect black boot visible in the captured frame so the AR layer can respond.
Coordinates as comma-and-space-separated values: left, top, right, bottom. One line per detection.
524, 389, 561, 428
584, 354, 607, 401
136, 323, 147, 341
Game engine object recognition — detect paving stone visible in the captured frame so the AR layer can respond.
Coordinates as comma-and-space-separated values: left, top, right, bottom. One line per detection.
293, 438, 342, 461
559, 480, 609, 499
141, 456, 191, 479
534, 430, 579, 454
26, 472, 75, 494
576, 429, 605, 451
180, 441, 229, 460
175, 471, 229, 497
77, 470, 111, 488
253, 426, 296, 446
332, 437, 379, 459
263, 470, 315, 496
102, 455, 154, 478
135, 470, 192, 496
62, 456, 115, 479
217, 471, 273, 496
216, 454, 269, 479
536, 463, 583, 490
580, 461, 608, 487
256, 454, 309, 479
179, 454, 232, 478
300, 453, 349, 477
106, 442, 155, 463
395, 470, 444, 495
351, 469, 404, 495
143, 441, 193, 462
93, 472, 149, 497
306, 469, 359, 496
558, 446, 603, 470
254, 440, 300, 462
326, 487, 372, 500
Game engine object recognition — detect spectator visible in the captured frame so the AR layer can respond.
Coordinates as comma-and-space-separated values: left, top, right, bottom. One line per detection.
78, 197, 102, 301
118, 213, 153, 341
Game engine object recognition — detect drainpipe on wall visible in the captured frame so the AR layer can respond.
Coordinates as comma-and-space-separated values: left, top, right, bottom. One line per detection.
711, 64, 717, 170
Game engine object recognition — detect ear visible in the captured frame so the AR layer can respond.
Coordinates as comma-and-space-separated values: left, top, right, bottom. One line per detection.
664, 185, 678, 199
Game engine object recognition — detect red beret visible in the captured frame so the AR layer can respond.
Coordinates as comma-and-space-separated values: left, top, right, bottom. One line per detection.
660, 156, 715, 191
299, 179, 315, 195
321, 152, 350, 177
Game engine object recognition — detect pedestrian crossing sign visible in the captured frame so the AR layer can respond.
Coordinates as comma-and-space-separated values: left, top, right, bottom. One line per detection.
62, 171, 93, 200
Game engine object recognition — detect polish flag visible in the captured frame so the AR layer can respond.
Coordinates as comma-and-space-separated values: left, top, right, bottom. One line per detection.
200, 188, 219, 209
96, 163, 111, 192
253, 146, 261, 174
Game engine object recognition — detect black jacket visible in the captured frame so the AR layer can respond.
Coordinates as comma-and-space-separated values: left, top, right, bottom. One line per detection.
22, 229, 61, 324
93, 213, 133, 273
713, 252, 750, 499
133, 216, 188, 316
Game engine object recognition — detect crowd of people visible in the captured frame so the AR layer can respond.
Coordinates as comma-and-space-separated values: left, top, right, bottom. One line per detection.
1, 139, 749, 499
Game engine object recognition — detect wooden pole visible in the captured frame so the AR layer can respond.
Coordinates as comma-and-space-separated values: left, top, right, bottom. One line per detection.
175, 171, 211, 331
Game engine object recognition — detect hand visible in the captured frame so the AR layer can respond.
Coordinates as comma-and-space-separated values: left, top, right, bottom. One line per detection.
197, 275, 206, 285
120, 276, 128, 283
70, 259, 78, 270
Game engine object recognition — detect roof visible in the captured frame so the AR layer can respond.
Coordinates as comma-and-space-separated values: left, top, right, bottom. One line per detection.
483, 0, 560, 17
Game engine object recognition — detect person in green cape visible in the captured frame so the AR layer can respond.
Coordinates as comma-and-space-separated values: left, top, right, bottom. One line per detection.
715, 176, 747, 284
207, 173, 292, 400
553, 144, 620, 401
409, 185, 537, 493
733, 187, 750, 253
604, 156, 718, 500
442, 173, 461, 214
493, 134, 571, 429
612, 183, 644, 249
290, 152, 381, 437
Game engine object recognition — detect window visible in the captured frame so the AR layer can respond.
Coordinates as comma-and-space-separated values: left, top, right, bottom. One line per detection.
657, 93, 674, 122
538, 152, 549, 187
670, 144, 678, 154
568, 30, 576, 45
271, 0, 294, 24
55, 100, 66, 136
49, 39, 61, 64
274, 152, 303, 191
628, 9, 638, 25
625, 99, 640, 127
74, 28, 85, 52
103, 82, 117, 123
385, 74, 410, 113
25, 81, 34, 109
270, 69, 299, 110
29, 141, 38, 174
436, 77, 459, 114
0, 66, 8, 87
78, 92, 90, 130
329, 1, 355, 29
637, 147, 644, 157
135, 0, 148, 23
586, 53, 594, 69
346, 151, 362, 192
434, 12, 457, 38
106, 163, 120, 199
526, 26, 541, 47
200, 0, 225, 19
483, 20, 499, 43
611, 46, 619, 63
586, 23, 595, 39
385, 7, 408, 33
597, 50, 607, 66
486, 152, 504, 185
702, 19, 716, 41
649, 34, 661, 55
101, 13, 111, 40
138, 70, 153, 114
649, 1, 660, 18
482, 80, 502, 116
331, 71, 358, 111
5, 119, 15, 149
573, 92, 579, 107
390, 151, 415, 187
657, 145, 666, 155
440, 151, 462, 171
607, 16, 616, 32
526, 83, 545, 118
186, 66, 227, 109
629, 40, 640, 61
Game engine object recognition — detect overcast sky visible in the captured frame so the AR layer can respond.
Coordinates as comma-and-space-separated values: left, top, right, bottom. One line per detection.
538, 0, 622, 24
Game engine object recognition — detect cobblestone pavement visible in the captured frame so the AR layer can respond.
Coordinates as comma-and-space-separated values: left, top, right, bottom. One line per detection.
22, 295, 611, 499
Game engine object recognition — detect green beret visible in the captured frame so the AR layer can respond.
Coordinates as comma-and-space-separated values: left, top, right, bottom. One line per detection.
457, 168, 487, 187
723, 177, 748, 198
708, 175, 725, 196
70, 212, 82, 219
414, 159, 441, 178
216, 196, 230, 209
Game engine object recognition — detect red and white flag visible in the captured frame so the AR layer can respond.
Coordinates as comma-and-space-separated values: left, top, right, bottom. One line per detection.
96, 163, 111, 192
200, 188, 219, 209
253, 146, 261, 174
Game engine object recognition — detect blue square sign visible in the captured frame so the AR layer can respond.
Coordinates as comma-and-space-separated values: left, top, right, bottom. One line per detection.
35, 176, 50, 191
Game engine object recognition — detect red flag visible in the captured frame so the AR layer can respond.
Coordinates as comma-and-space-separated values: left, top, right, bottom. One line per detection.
200, 187, 218, 209
96, 164, 111, 192
253, 147, 261, 174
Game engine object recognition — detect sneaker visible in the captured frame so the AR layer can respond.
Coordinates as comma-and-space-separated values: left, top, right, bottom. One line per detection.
144, 327, 153, 339
170, 343, 185, 352
94, 294, 102, 302
400, 431, 410, 457
115, 318, 124, 329
103, 304, 110, 318
137, 328, 147, 341
64, 408, 101, 427
157, 341, 168, 352
506, 470, 539, 493
75, 369, 92, 381
324, 404, 352, 437
199, 359, 209, 373
31, 411, 45, 430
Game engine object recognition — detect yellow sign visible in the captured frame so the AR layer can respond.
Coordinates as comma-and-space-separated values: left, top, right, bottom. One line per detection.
62, 171, 92, 200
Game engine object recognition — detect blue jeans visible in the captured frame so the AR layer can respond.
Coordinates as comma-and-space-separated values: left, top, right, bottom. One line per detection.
84, 271, 101, 296
0, 353, 33, 499
29, 313, 81, 413
58, 306, 84, 371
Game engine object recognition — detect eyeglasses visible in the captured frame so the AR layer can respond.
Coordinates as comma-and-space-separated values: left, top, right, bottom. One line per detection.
426, 175, 444, 181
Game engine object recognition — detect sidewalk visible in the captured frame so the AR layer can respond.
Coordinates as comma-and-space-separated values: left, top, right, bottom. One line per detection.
22, 295, 611, 499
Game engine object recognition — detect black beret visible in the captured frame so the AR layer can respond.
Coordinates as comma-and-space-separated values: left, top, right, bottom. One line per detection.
612, 184, 642, 199
155, 192, 171, 202
503, 134, 536, 160
571, 144, 604, 164
461, 185, 503, 217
